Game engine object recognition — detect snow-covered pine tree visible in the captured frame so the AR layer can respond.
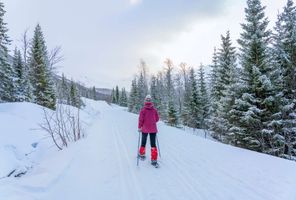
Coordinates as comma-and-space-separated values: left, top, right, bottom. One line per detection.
198, 64, 210, 129
115, 85, 120, 104
218, 32, 239, 143
0, 2, 14, 102
181, 64, 192, 127
128, 78, 140, 113
186, 68, 201, 129
209, 31, 238, 141
271, 0, 296, 159
19, 30, 33, 102
167, 100, 178, 127
69, 79, 80, 108
92, 86, 97, 100
29, 24, 56, 109
208, 48, 223, 139
12, 48, 28, 102
175, 72, 184, 118
111, 88, 116, 104
229, 0, 276, 152
209, 48, 219, 104
119, 88, 128, 107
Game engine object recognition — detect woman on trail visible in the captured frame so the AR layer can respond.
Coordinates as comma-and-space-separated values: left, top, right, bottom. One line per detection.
138, 95, 160, 166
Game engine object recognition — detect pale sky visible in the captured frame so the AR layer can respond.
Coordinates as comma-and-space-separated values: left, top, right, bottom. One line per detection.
3, 0, 287, 89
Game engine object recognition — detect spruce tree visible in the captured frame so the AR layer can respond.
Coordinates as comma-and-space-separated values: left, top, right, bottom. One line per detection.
167, 100, 178, 126
209, 31, 238, 141
272, 0, 296, 159
119, 88, 128, 107
128, 78, 140, 113
0, 2, 14, 102
29, 24, 56, 109
181, 67, 192, 127
111, 88, 116, 103
198, 64, 210, 127
187, 68, 201, 129
115, 85, 120, 104
92, 86, 97, 100
209, 48, 222, 139
69, 80, 80, 108
229, 0, 276, 152
12, 48, 28, 102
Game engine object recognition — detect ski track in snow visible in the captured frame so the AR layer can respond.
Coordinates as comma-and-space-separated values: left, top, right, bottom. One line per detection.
1, 100, 296, 200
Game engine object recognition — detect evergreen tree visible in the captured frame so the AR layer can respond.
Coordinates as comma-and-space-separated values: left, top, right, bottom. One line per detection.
210, 48, 219, 101
0, 2, 14, 102
69, 80, 80, 108
229, 0, 276, 152
92, 86, 97, 100
272, 0, 296, 159
208, 48, 222, 138
198, 64, 210, 127
119, 88, 128, 107
175, 73, 184, 117
29, 24, 56, 109
209, 31, 237, 141
181, 65, 192, 127
128, 78, 140, 113
210, 48, 222, 108
186, 68, 201, 128
12, 48, 27, 102
111, 88, 116, 103
167, 100, 178, 126
115, 85, 120, 104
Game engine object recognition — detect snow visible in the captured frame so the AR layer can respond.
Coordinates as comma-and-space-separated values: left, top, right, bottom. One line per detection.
1, 99, 296, 200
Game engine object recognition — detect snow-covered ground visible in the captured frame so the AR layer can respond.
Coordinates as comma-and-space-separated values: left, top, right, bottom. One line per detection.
1, 99, 296, 200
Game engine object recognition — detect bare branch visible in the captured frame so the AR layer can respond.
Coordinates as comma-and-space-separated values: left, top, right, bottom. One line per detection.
48, 46, 64, 72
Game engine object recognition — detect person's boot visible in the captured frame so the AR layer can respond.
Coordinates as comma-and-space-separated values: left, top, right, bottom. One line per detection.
151, 147, 158, 167
139, 146, 146, 160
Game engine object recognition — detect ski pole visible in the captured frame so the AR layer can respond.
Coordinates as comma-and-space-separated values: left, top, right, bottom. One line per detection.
137, 130, 141, 166
156, 134, 161, 158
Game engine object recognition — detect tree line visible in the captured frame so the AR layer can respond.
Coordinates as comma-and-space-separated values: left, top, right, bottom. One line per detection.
126, 0, 296, 160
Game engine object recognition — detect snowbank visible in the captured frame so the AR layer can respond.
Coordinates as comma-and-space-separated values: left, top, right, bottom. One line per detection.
0, 99, 97, 179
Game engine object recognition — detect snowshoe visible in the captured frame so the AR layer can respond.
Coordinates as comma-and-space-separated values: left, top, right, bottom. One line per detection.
138, 154, 146, 161
151, 160, 159, 168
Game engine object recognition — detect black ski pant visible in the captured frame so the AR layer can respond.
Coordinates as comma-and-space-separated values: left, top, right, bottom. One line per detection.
141, 133, 156, 148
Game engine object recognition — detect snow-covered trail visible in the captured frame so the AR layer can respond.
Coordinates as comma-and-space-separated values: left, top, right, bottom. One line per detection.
2, 101, 296, 200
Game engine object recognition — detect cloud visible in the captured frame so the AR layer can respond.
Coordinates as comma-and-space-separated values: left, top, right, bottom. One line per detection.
1, 0, 240, 89
129, 0, 142, 6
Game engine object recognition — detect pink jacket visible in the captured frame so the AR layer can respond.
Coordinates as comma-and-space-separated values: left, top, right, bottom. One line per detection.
138, 102, 159, 133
